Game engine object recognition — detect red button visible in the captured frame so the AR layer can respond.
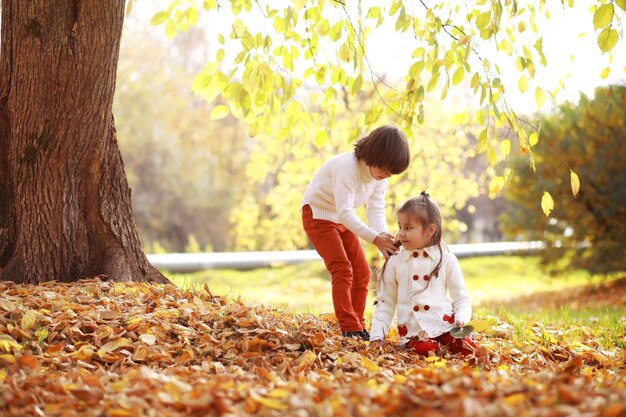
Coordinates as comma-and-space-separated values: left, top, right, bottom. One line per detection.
413, 306, 419, 312
413, 275, 419, 281
412, 251, 419, 258
424, 275, 430, 281
423, 252, 429, 257
424, 305, 430, 310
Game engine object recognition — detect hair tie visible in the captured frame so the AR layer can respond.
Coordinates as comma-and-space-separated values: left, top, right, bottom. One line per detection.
420, 191, 430, 198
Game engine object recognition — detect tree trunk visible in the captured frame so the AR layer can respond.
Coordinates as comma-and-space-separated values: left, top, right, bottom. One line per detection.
0, 1, 168, 284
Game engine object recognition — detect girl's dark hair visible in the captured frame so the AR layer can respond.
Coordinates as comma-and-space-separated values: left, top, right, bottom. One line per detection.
377, 191, 445, 291
354, 125, 410, 174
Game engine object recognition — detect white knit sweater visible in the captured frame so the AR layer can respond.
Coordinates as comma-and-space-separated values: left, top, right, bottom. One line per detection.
301, 152, 388, 243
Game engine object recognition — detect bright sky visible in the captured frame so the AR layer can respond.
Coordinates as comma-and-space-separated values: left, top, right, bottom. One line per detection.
362, 2, 626, 114
130, 1, 626, 116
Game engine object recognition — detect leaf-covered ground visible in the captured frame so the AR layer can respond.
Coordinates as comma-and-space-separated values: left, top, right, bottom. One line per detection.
1, 279, 625, 417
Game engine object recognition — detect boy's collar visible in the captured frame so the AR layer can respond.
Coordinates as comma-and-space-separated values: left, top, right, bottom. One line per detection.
355, 155, 375, 180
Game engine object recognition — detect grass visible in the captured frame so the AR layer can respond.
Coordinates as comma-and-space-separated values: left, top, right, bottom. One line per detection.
167, 255, 608, 313
167, 261, 333, 314
166, 255, 625, 349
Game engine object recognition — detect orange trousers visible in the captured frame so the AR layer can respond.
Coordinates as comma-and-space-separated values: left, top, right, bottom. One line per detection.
302, 205, 370, 332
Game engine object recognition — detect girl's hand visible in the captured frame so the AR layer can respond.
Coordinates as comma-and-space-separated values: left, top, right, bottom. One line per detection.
374, 233, 398, 259
455, 320, 465, 328
369, 339, 384, 351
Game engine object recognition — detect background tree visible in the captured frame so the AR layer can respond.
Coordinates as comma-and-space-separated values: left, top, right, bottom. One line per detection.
227, 90, 481, 252
501, 85, 626, 274
0, 1, 167, 283
115, 23, 250, 253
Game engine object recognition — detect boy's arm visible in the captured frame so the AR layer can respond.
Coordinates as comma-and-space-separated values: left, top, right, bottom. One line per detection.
366, 179, 388, 234
370, 259, 398, 341
446, 253, 472, 326
333, 167, 380, 243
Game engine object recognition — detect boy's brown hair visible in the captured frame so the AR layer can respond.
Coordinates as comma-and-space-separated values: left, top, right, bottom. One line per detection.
354, 125, 410, 174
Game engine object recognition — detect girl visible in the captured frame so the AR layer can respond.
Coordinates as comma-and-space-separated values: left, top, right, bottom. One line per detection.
369, 192, 477, 356
301, 125, 410, 340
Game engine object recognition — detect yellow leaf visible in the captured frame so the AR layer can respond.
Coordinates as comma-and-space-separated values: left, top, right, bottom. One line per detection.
126, 317, 143, 326
535, 87, 545, 108
165, 19, 177, 40
394, 374, 407, 383
500, 139, 511, 156
0, 298, 17, 312
541, 191, 554, 217
21, 309, 39, 330
107, 409, 133, 417
518, 76, 528, 93
0, 354, 16, 364
255, 397, 288, 410
210, 105, 230, 120
296, 350, 317, 370
600, 67, 611, 79
504, 393, 527, 406
0, 335, 22, 352
467, 319, 492, 332
360, 356, 380, 373
150, 11, 169, 26
70, 345, 95, 361
140, 334, 157, 345
570, 170, 580, 197
597, 27, 618, 53
266, 388, 291, 398
97, 338, 132, 358
529, 131, 539, 147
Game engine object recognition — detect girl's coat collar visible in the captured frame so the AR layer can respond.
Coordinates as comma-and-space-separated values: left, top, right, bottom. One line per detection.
398, 246, 439, 262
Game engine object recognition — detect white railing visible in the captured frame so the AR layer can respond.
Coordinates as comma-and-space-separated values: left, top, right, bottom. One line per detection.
147, 241, 544, 272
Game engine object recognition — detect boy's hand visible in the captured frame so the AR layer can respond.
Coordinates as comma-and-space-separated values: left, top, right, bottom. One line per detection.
374, 233, 398, 259
455, 320, 465, 328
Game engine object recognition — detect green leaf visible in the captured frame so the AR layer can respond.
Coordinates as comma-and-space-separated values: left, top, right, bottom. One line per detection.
593, 4, 613, 30
450, 326, 474, 339
351, 75, 363, 95
499, 39, 513, 56
150, 11, 170, 26
364, 105, 383, 125
452, 66, 464, 85
204, 0, 218, 11
541, 191, 554, 217
232, 19, 246, 39
535, 87, 545, 109
210, 105, 230, 120
476, 11, 491, 29
191, 73, 212, 93
314, 130, 328, 147
597, 27, 618, 53
367, 6, 381, 19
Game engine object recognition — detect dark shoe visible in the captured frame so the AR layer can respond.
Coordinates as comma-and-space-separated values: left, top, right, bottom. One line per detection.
342, 331, 368, 340
361, 329, 370, 340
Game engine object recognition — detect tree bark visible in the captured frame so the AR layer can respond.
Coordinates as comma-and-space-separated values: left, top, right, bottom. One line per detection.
0, 1, 168, 284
